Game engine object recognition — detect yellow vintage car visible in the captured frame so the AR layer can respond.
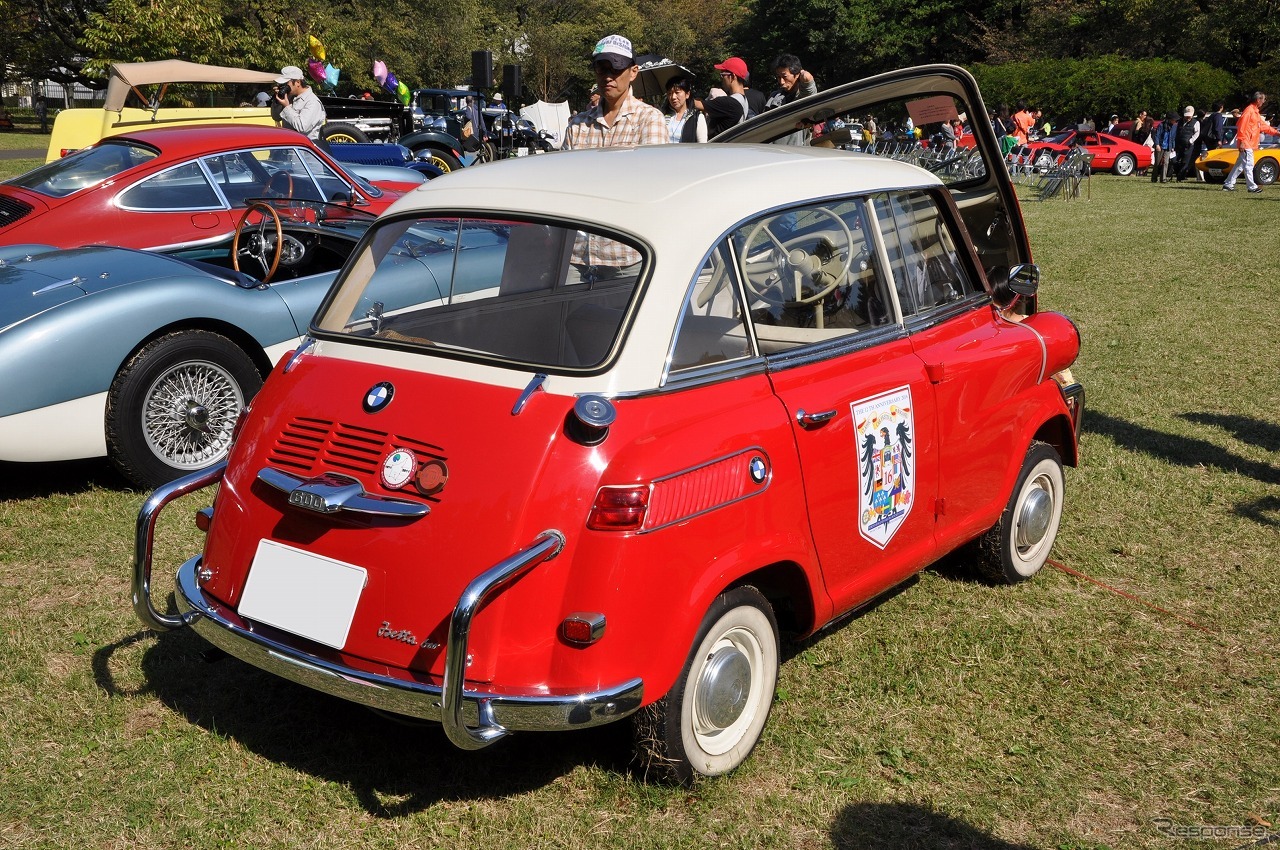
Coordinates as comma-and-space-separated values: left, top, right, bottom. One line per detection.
1195, 140, 1279, 185
46, 60, 281, 162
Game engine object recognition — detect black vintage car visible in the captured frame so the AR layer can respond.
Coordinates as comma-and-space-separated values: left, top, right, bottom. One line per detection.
320, 93, 470, 173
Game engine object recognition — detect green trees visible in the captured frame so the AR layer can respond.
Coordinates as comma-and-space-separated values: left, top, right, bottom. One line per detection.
3, 0, 1277, 113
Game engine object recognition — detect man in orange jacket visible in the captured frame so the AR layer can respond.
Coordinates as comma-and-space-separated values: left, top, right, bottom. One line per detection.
1223, 91, 1280, 193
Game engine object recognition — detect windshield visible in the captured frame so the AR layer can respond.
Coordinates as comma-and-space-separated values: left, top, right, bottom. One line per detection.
315, 217, 646, 371
7, 141, 159, 198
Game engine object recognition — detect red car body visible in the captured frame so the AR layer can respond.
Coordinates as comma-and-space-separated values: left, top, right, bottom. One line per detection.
1024, 129, 1151, 175
133, 66, 1084, 783
0, 125, 418, 251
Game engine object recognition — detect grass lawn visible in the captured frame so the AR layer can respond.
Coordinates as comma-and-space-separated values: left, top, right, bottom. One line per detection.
0, 167, 1276, 849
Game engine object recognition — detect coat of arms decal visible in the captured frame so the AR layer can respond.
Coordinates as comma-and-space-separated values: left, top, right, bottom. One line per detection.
854, 386, 914, 549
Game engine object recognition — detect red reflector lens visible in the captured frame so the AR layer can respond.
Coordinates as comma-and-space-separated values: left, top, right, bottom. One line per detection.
194, 507, 213, 532
560, 613, 606, 646
587, 485, 649, 531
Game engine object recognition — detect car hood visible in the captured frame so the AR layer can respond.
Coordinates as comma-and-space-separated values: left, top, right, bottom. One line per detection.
0, 246, 202, 331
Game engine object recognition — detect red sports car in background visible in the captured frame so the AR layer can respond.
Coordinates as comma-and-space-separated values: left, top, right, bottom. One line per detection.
1023, 129, 1152, 176
0, 125, 420, 251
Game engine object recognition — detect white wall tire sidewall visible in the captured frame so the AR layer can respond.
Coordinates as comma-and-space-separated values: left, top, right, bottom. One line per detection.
678, 602, 778, 778
1007, 454, 1064, 579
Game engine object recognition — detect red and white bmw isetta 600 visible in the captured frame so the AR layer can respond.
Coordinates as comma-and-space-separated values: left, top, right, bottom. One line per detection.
134, 66, 1082, 782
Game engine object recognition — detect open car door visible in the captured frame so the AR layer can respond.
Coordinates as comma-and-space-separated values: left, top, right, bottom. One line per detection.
714, 65, 1031, 288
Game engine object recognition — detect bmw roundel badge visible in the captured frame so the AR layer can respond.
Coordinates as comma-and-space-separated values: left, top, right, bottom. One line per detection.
363, 382, 395, 413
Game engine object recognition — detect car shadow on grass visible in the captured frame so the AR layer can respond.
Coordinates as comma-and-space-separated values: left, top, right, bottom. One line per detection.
1178, 411, 1280, 454
93, 626, 635, 812
1086, 410, 1280, 487
831, 802, 1039, 849
1088, 410, 1280, 527
0, 458, 130, 499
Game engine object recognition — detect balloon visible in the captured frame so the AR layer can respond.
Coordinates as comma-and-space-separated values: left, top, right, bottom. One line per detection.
372, 60, 387, 85
325, 62, 340, 88
396, 80, 410, 105
308, 35, 326, 61
384, 71, 398, 93
307, 59, 325, 83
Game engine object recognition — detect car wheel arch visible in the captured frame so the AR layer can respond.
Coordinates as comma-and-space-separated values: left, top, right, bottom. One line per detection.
633, 555, 820, 707
1032, 411, 1079, 469
118, 318, 273, 381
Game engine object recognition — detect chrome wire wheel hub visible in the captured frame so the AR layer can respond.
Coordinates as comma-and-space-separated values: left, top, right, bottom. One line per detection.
142, 360, 244, 470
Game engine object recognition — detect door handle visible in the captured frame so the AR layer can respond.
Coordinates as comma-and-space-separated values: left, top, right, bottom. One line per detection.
796, 408, 837, 429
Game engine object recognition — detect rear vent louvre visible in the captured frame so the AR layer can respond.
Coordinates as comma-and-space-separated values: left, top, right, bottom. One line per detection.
268, 416, 447, 499
0, 196, 34, 228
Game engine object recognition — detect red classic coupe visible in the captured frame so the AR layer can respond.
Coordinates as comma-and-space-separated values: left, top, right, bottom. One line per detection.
0, 125, 420, 251
1023, 129, 1152, 176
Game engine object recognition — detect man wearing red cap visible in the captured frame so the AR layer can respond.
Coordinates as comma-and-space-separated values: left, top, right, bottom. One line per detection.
696, 57, 753, 136
562, 34, 667, 149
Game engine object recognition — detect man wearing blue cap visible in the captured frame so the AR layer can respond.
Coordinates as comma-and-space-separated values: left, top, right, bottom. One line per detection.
562, 34, 667, 149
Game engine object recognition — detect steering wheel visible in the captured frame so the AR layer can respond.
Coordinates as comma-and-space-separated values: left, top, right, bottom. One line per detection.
232, 202, 283, 282
739, 207, 855, 308
266, 171, 295, 199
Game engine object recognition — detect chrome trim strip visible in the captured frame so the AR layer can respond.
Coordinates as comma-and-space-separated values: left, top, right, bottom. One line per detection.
256, 466, 430, 518
998, 310, 1048, 384
764, 323, 908, 371
32, 276, 84, 296
168, 540, 641, 738
133, 461, 227, 631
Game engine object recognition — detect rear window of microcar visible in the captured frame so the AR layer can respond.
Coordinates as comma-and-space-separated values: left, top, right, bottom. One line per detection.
315, 217, 646, 371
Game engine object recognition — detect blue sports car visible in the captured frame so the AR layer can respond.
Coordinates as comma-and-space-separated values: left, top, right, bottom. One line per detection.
0, 198, 506, 487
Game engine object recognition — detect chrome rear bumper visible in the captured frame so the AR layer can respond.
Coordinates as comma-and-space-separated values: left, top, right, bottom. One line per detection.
133, 465, 643, 749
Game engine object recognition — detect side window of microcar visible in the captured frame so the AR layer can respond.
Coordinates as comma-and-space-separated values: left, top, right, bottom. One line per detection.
670, 198, 899, 372
872, 190, 980, 319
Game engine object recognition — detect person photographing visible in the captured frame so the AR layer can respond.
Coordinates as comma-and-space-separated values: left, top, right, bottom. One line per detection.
274, 65, 326, 141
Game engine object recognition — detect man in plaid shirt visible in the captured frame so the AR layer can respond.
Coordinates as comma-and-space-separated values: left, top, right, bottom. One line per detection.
563, 34, 667, 281
563, 34, 668, 150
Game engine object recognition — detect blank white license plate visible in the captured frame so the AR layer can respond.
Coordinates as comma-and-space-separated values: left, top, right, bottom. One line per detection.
239, 540, 368, 650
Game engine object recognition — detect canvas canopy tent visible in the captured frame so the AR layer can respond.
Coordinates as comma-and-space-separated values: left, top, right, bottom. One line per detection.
104, 60, 278, 112
519, 100, 571, 145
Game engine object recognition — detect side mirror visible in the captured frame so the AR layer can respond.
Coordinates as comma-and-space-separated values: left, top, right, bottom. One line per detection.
1007, 263, 1040, 297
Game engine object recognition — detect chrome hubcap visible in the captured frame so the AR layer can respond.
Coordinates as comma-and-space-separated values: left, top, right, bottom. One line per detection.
694, 645, 752, 730
1016, 482, 1053, 549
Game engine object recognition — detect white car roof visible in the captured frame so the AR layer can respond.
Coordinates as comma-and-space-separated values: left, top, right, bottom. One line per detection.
367, 144, 946, 395
397, 143, 941, 233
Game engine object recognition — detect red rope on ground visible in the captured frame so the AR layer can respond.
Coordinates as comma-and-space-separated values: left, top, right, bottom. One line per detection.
1046, 559, 1218, 635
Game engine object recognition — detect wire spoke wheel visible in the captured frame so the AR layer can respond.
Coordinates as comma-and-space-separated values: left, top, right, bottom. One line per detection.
141, 358, 245, 470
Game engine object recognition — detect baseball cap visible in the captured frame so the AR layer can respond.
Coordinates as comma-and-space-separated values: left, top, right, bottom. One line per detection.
593, 34, 634, 71
1183, 105, 1195, 117
715, 57, 749, 81
275, 65, 304, 84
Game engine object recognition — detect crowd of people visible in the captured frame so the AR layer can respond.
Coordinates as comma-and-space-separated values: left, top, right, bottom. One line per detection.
263, 34, 1279, 196
560, 34, 820, 150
